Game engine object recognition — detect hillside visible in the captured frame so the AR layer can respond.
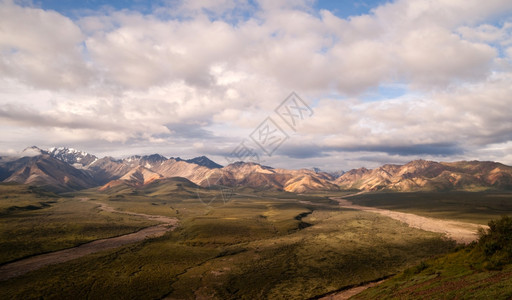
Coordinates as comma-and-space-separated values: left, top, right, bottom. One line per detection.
355, 216, 512, 299
1, 155, 96, 192
336, 160, 512, 192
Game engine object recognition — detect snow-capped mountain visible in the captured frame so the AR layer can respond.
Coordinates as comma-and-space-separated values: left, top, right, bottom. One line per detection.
48, 147, 98, 168
20, 146, 98, 169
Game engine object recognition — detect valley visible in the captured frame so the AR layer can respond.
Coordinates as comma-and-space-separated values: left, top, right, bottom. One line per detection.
0, 184, 440, 298
2, 179, 511, 299
333, 196, 485, 244
0, 198, 178, 281
1, 148, 512, 299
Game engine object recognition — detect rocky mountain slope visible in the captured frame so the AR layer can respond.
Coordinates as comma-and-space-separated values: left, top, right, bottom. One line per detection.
335, 159, 512, 191
1, 147, 512, 193
1, 154, 96, 192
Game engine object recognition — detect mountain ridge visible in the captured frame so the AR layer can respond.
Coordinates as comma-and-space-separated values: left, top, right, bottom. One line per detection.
335, 159, 512, 191
2, 146, 512, 193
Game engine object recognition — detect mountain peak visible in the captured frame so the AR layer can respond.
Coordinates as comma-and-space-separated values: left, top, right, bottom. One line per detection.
225, 161, 275, 172
143, 154, 167, 162
126, 155, 141, 162
21, 146, 47, 157
185, 156, 222, 169
311, 167, 345, 178
404, 159, 436, 166
6, 146, 512, 193
122, 154, 168, 169
46, 147, 97, 168
228, 161, 262, 167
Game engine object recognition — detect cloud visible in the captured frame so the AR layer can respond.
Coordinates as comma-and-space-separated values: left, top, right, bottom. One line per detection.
337, 143, 464, 156
274, 140, 463, 160
0, 0, 91, 89
277, 143, 327, 159
84, 13, 244, 89
159, 0, 256, 21
165, 123, 215, 139
2, 0, 508, 93
458, 23, 512, 44
1, 0, 512, 169
399, 26, 496, 87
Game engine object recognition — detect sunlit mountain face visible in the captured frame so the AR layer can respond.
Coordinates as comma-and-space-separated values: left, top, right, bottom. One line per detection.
1, 146, 511, 193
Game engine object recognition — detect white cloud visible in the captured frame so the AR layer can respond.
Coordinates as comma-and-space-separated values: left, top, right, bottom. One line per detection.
295, 71, 512, 159
1, 0, 512, 169
399, 26, 496, 87
458, 24, 508, 43
0, 0, 91, 89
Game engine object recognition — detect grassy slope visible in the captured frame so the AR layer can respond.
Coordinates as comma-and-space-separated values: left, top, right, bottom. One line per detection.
0, 184, 156, 264
0, 186, 456, 299
347, 191, 512, 224
355, 254, 512, 299
355, 216, 512, 299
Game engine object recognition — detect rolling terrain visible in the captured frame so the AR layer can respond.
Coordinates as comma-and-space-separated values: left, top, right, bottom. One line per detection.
1, 147, 512, 299
0, 183, 511, 298
0, 182, 460, 299
0, 197, 178, 281
0, 183, 156, 265
354, 216, 512, 299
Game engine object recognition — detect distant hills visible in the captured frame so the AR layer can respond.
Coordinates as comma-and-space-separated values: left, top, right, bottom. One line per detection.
335, 159, 512, 191
1, 146, 511, 193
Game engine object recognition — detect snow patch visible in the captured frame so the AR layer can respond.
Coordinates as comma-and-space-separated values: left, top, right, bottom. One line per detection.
72, 163, 85, 169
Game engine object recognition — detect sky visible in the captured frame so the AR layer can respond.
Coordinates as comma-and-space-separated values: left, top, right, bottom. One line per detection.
1, 0, 512, 171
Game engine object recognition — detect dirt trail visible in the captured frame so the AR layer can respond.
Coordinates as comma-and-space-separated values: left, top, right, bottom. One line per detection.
321, 195, 486, 299
0, 199, 178, 281
320, 279, 387, 300
332, 196, 486, 244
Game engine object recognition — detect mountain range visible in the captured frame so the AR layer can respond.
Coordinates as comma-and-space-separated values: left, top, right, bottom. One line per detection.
1, 146, 511, 193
